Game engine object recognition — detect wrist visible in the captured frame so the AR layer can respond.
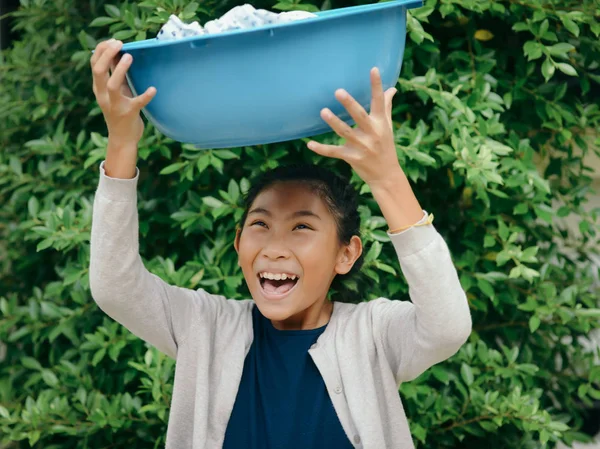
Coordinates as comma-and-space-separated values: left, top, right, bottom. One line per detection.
367, 168, 407, 196
105, 139, 138, 179
367, 168, 424, 230
107, 134, 139, 150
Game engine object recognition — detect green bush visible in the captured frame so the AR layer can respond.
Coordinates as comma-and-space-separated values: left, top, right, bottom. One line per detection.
1, 0, 599, 447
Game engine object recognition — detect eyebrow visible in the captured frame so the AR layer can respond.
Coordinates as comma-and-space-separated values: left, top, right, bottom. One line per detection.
248, 207, 322, 221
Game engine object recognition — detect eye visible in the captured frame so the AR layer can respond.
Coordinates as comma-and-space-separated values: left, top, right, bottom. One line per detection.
294, 224, 311, 230
250, 221, 267, 228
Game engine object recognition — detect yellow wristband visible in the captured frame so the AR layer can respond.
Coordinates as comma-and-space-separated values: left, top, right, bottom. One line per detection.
388, 213, 434, 234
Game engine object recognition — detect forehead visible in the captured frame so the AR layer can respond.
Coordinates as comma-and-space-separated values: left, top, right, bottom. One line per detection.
251, 182, 328, 213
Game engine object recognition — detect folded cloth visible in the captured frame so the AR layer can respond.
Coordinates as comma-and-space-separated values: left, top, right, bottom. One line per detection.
157, 4, 318, 40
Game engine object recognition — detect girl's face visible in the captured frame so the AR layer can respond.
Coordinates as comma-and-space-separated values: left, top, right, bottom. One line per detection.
234, 182, 362, 330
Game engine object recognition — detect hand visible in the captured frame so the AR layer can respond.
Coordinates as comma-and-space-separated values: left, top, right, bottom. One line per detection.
90, 39, 157, 146
307, 67, 402, 188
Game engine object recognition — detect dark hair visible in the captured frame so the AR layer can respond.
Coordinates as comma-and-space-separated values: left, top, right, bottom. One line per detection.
238, 164, 364, 303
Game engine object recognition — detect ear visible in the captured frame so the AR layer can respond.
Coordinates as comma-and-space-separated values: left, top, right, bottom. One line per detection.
234, 227, 242, 266
334, 235, 363, 276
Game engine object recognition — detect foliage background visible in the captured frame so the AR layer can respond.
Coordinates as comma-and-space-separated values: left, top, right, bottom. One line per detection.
1, 0, 600, 447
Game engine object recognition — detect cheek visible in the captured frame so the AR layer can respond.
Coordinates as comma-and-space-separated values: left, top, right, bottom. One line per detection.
237, 235, 257, 265
296, 239, 340, 279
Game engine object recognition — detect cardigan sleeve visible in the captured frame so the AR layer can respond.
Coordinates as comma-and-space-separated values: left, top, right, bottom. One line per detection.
88, 160, 220, 359
372, 211, 472, 384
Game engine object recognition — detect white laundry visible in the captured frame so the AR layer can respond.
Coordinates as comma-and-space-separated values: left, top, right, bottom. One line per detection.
156, 4, 318, 40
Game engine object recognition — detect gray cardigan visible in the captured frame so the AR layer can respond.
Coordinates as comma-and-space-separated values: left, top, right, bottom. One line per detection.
89, 160, 472, 449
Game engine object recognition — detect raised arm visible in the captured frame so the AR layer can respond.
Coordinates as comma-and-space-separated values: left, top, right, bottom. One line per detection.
372, 219, 472, 384
89, 161, 220, 359
302, 66, 471, 383
88, 40, 212, 359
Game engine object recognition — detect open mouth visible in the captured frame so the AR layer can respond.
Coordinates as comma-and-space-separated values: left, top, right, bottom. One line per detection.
258, 274, 300, 297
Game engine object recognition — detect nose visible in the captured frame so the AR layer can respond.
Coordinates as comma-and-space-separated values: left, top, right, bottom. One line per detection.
261, 233, 291, 260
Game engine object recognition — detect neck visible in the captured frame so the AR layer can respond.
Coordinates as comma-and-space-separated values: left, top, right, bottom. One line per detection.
271, 299, 334, 331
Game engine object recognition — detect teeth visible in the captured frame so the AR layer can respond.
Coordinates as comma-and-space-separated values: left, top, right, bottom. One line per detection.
260, 272, 298, 281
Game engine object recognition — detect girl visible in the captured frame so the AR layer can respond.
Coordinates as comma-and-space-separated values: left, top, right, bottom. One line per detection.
89, 39, 472, 448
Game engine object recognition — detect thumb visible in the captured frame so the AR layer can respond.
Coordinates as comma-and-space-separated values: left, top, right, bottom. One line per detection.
307, 141, 345, 161
133, 86, 157, 109
385, 88, 397, 116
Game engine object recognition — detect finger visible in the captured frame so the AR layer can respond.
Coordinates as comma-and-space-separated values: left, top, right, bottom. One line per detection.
91, 40, 123, 97
90, 39, 114, 68
370, 67, 386, 118
132, 86, 158, 109
109, 56, 118, 74
107, 53, 133, 102
335, 89, 374, 133
320, 108, 360, 143
306, 141, 346, 160
385, 87, 397, 116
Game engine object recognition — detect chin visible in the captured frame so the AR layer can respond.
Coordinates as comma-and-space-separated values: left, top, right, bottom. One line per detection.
252, 297, 295, 321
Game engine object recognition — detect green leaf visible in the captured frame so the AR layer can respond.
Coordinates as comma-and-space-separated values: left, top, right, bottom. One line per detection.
523, 41, 543, 60
375, 261, 396, 275
160, 162, 186, 175
431, 366, 450, 385
575, 309, 600, 318
240, 178, 250, 195
533, 205, 554, 224
182, 2, 199, 15
104, 4, 121, 18
477, 278, 495, 299
37, 238, 54, 252
541, 57, 555, 81
0, 405, 9, 419
211, 154, 224, 173
529, 316, 541, 333
112, 29, 138, 41
479, 421, 497, 432
498, 219, 509, 241
365, 241, 382, 263
539, 19, 549, 37
562, 18, 580, 36
41, 369, 59, 387
28, 196, 39, 218
34, 85, 48, 103
461, 363, 474, 386
90, 16, 118, 27
483, 235, 496, 248
196, 156, 211, 173
9, 156, 22, 175
509, 265, 523, 279
521, 246, 539, 263
512, 22, 529, 32
548, 42, 575, 56
22, 356, 42, 370
202, 196, 224, 208
142, 349, 153, 367
92, 348, 107, 366
214, 149, 239, 160
227, 179, 240, 203
522, 267, 541, 283
556, 63, 578, 77
513, 202, 528, 215
28, 431, 41, 446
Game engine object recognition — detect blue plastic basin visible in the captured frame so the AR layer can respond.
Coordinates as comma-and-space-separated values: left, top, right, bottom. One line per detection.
117, 0, 422, 149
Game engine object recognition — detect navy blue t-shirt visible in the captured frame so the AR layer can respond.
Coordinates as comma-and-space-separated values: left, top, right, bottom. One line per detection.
223, 305, 353, 449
